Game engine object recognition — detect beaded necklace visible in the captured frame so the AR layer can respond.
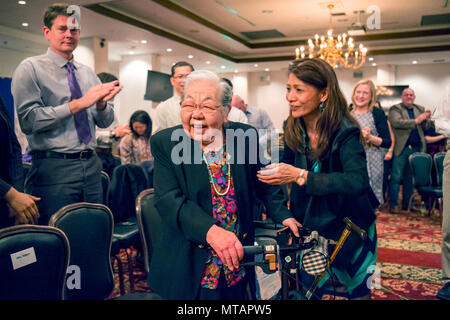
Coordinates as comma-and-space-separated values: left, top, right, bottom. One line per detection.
202, 150, 231, 196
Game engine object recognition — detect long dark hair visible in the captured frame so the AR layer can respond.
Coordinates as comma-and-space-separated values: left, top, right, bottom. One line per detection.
284, 58, 358, 159
129, 110, 152, 141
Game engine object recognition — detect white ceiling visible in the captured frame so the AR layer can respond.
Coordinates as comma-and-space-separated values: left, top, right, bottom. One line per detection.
0, 0, 449, 73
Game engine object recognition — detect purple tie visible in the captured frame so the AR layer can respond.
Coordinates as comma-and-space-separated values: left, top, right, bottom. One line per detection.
66, 62, 92, 145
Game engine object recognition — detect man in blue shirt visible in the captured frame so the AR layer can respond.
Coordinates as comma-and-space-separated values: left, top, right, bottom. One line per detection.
11, 4, 122, 224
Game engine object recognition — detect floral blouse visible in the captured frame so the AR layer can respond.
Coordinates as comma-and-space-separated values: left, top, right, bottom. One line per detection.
200, 147, 245, 289
119, 134, 153, 165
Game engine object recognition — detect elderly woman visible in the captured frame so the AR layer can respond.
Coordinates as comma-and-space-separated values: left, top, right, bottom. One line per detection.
351, 80, 391, 204
148, 70, 300, 300
257, 59, 379, 299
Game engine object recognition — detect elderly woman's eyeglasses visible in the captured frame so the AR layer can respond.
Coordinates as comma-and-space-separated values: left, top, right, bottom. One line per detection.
181, 103, 222, 113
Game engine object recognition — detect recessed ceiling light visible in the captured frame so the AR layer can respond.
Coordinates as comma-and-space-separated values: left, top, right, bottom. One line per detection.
254, 64, 258, 67
234, 70, 238, 73
221, 65, 226, 69
21, 22, 29, 27
18, 1, 26, 5
368, 57, 374, 61
372, 63, 377, 66
412, 60, 418, 64
140, 40, 147, 44
128, 51, 135, 55
166, 48, 172, 52
206, 61, 211, 64
265, 68, 270, 71
188, 55, 193, 59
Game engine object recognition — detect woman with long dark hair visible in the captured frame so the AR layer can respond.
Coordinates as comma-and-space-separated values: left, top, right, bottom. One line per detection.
119, 110, 153, 165
257, 58, 379, 299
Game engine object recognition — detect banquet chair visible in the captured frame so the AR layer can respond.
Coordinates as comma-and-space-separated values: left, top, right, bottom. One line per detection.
100, 170, 110, 206
0, 224, 69, 300
49, 202, 115, 300
408, 152, 443, 217
135, 188, 161, 274
109, 164, 148, 294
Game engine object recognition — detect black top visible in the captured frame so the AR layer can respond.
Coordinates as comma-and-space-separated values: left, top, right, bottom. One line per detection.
372, 107, 392, 149
282, 117, 378, 269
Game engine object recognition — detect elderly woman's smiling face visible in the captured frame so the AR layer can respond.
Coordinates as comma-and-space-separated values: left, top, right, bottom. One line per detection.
180, 79, 227, 147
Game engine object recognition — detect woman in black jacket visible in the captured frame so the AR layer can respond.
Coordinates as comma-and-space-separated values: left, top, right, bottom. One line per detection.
351, 80, 392, 204
257, 58, 379, 299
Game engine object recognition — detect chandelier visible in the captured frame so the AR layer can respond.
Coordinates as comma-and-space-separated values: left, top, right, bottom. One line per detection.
295, 4, 368, 69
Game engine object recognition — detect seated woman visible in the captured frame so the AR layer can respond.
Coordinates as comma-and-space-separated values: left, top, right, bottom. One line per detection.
257, 58, 379, 300
120, 110, 153, 184
351, 80, 391, 205
120, 110, 153, 165
148, 70, 301, 300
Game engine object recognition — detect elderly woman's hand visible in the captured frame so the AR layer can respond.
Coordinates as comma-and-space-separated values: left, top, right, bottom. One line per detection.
257, 163, 303, 186
206, 224, 243, 271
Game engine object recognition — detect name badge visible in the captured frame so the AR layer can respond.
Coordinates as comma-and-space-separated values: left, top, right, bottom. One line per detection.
10, 247, 37, 270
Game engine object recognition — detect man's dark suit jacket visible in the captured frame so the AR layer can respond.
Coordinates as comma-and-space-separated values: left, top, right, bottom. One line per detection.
148, 121, 292, 299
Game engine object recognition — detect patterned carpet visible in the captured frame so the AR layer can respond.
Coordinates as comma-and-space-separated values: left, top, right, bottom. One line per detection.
371, 210, 443, 300
107, 209, 444, 300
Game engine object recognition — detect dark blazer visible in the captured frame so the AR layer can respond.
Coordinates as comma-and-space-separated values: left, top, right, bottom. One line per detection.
283, 117, 378, 269
0, 97, 24, 228
388, 103, 428, 156
371, 107, 391, 149
148, 121, 292, 300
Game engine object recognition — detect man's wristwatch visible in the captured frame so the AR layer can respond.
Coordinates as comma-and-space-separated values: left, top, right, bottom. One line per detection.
295, 169, 306, 186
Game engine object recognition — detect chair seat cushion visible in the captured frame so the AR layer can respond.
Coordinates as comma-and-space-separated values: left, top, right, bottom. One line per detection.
417, 186, 443, 197
111, 217, 140, 254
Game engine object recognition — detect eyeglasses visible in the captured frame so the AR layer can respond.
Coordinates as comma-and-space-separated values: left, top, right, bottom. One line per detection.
181, 103, 222, 113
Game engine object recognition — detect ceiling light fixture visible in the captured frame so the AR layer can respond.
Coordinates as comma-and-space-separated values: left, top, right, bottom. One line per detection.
166, 48, 173, 52
295, 4, 367, 69
21, 22, 29, 27
206, 61, 211, 64
412, 60, 418, 64
188, 55, 193, 59
221, 65, 226, 69
254, 64, 258, 67
18, 1, 26, 5
265, 68, 270, 71
372, 63, 377, 66
141, 40, 147, 44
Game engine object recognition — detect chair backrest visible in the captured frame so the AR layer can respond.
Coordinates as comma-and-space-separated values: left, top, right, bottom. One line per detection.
49, 202, 114, 300
0, 225, 69, 300
409, 152, 432, 187
135, 188, 161, 273
434, 152, 446, 186
100, 170, 110, 206
109, 164, 148, 222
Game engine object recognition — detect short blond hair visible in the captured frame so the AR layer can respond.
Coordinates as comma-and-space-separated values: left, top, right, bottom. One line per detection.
351, 79, 377, 111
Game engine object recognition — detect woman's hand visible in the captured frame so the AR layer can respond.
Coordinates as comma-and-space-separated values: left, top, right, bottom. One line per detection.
361, 127, 371, 140
384, 149, 393, 161
206, 224, 243, 271
257, 163, 302, 186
